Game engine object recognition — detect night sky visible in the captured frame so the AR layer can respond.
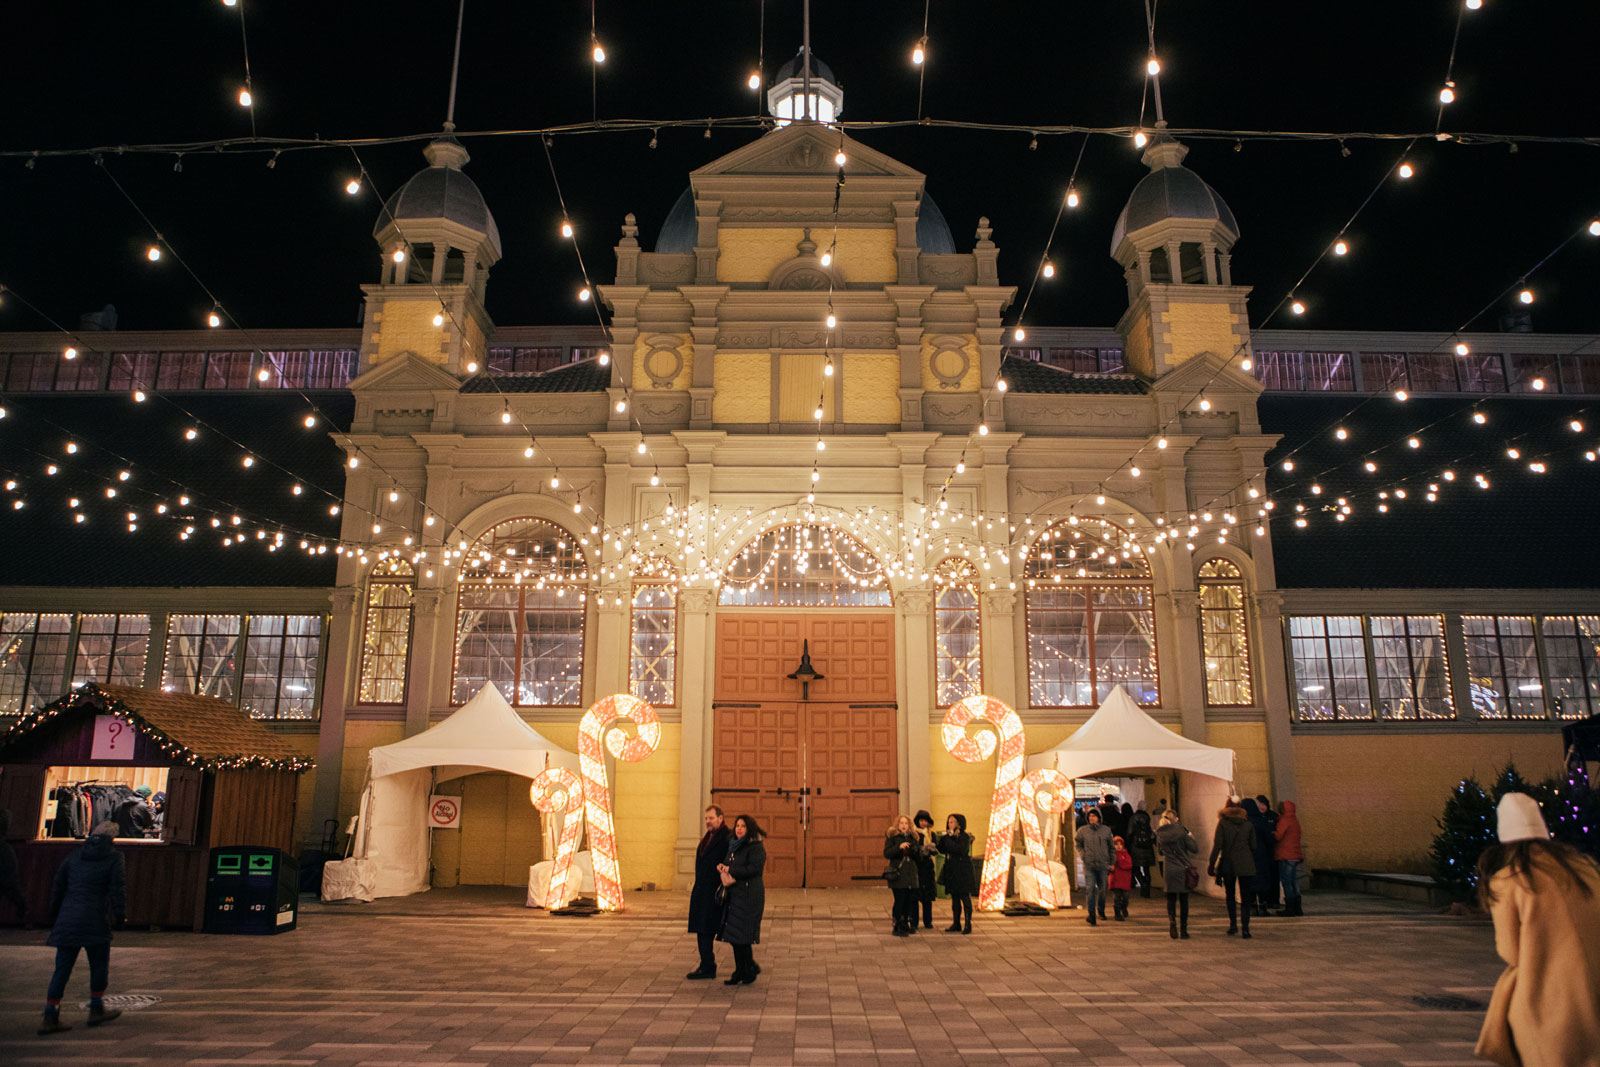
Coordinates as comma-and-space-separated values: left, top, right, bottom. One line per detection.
3, 1, 1598, 337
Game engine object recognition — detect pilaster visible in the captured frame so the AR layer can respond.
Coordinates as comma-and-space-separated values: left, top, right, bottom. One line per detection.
405, 589, 443, 737
900, 589, 934, 813
1169, 589, 1208, 742
1251, 589, 1298, 801
676, 587, 715, 885
312, 586, 360, 840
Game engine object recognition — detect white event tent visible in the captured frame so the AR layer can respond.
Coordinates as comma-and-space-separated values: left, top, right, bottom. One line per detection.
1027, 686, 1237, 898
351, 685, 580, 899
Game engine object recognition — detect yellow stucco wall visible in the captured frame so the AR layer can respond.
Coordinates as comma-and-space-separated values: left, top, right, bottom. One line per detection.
338, 722, 405, 824
843, 353, 901, 424
1292, 731, 1567, 873
1160, 301, 1247, 367
713, 352, 771, 423
777, 353, 834, 423
632, 334, 693, 392
368, 299, 448, 365
1123, 312, 1153, 377
921, 335, 981, 393
714, 227, 897, 284
1206, 722, 1272, 797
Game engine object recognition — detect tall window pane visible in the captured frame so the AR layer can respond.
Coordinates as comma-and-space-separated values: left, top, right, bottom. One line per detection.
1025, 519, 1158, 707
1463, 615, 1543, 719
0, 613, 73, 714
240, 615, 322, 720
1540, 616, 1600, 720
163, 614, 242, 702
1369, 615, 1453, 720
1288, 616, 1370, 721
934, 559, 982, 707
452, 518, 587, 707
1199, 560, 1252, 706
630, 584, 677, 706
73, 614, 151, 687
358, 559, 414, 705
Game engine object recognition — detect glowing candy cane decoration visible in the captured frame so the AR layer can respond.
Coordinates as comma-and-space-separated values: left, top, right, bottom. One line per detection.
579, 693, 661, 911
941, 694, 1025, 911
1018, 767, 1072, 908
529, 767, 585, 910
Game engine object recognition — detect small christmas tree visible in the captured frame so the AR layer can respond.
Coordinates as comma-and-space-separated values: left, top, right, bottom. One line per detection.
1429, 763, 1550, 898
1547, 755, 1600, 858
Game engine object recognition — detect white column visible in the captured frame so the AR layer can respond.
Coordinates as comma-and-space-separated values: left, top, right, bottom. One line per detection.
900, 591, 933, 813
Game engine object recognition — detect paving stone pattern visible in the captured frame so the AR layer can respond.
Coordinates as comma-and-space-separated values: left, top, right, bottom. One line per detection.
0, 887, 1502, 1066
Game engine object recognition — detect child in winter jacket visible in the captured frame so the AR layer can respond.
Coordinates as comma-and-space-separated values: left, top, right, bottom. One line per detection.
1109, 837, 1134, 921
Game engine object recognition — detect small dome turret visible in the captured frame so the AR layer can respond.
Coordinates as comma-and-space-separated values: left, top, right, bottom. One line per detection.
374, 124, 502, 281
767, 47, 843, 126
1110, 126, 1239, 292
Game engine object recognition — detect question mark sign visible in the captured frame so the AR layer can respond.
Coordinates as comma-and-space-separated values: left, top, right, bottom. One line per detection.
107, 719, 124, 750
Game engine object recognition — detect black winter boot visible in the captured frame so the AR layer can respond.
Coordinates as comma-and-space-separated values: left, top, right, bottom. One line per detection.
1241, 914, 1252, 940
1169, 918, 1178, 939
86, 1003, 122, 1027
37, 1012, 71, 1035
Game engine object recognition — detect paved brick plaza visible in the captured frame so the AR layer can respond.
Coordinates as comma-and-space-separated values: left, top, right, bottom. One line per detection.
0, 887, 1500, 1066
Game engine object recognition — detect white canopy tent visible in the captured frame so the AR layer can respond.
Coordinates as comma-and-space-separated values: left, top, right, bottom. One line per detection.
1027, 687, 1237, 899
355, 685, 580, 899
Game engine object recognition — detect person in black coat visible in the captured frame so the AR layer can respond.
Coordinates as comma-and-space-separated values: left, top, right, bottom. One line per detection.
685, 804, 733, 980
883, 815, 922, 937
1128, 810, 1157, 899
112, 788, 153, 840
1254, 795, 1281, 909
911, 810, 938, 931
936, 813, 976, 934
1241, 798, 1277, 917
716, 814, 767, 985
39, 821, 126, 1035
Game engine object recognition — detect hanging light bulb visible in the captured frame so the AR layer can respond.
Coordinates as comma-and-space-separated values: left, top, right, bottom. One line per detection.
146, 245, 162, 262
501, 408, 512, 424
63, 346, 79, 360
133, 390, 147, 402
1133, 131, 1148, 149
824, 361, 834, 377
392, 248, 406, 264
1146, 57, 1161, 76
1333, 240, 1348, 256
1240, 358, 1253, 372
1013, 327, 1026, 342
257, 368, 272, 382
1066, 187, 1080, 209
1130, 466, 1141, 478
615, 399, 628, 413
1409, 437, 1422, 448
1398, 162, 1415, 179
820, 250, 832, 267
550, 475, 560, 489
597, 350, 611, 366
1466, 0, 1483, 9
578, 286, 592, 302
238, 87, 253, 107
1042, 262, 1055, 279
524, 445, 536, 459
1198, 398, 1212, 411
345, 178, 361, 196
835, 150, 847, 167
1394, 389, 1410, 401
955, 461, 965, 474
1157, 437, 1168, 449
208, 307, 222, 328
978, 423, 989, 436
1335, 427, 1348, 440
292, 484, 303, 495
825, 312, 837, 329
1291, 299, 1306, 316
560, 219, 574, 239
185, 427, 198, 440
1590, 220, 1600, 237
303, 414, 317, 428
748, 71, 761, 90
811, 468, 821, 483
1439, 82, 1456, 104
433, 312, 445, 327
1519, 287, 1535, 304
592, 40, 606, 63
813, 406, 824, 421
912, 39, 926, 65
1473, 411, 1487, 424
816, 439, 825, 451
348, 456, 360, 468
1455, 341, 1470, 356
996, 378, 1008, 393
465, 361, 479, 373
388, 489, 400, 503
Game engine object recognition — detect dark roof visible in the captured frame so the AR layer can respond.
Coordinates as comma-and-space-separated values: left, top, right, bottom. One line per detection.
655, 187, 696, 254
1111, 165, 1239, 254
0, 393, 351, 587
460, 359, 612, 394
917, 194, 956, 255
376, 162, 499, 244
1261, 395, 1600, 589
2, 683, 311, 770
773, 48, 837, 85
1001, 356, 1148, 395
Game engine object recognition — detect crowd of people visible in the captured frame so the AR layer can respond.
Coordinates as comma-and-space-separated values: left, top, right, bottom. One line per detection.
883, 810, 977, 936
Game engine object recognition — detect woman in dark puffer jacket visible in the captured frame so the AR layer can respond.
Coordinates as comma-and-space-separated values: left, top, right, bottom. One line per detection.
1208, 801, 1257, 939
716, 815, 768, 986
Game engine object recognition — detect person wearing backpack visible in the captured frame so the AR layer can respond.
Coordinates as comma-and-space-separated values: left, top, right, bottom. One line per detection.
1129, 809, 1157, 899
1155, 809, 1199, 939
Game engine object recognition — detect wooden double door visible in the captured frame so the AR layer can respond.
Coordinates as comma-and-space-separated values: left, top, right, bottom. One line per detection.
711, 615, 898, 888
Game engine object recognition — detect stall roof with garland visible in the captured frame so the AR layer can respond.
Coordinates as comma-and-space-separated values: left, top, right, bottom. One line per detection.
1, 683, 313, 772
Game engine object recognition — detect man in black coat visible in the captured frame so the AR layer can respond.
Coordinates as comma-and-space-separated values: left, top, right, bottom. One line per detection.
685, 804, 733, 980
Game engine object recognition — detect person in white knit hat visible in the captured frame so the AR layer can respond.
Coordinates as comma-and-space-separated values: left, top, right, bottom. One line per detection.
1474, 791, 1600, 1067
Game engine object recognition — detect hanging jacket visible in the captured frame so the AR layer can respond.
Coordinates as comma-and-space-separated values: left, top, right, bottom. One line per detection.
1273, 801, 1304, 862
47, 831, 126, 948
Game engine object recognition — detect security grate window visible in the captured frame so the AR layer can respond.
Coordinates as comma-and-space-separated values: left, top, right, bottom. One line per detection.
933, 559, 982, 707
629, 584, 677, 706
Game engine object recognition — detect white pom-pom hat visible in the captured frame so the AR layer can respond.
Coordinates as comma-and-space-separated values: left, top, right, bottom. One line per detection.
1496, 792, 1550, 844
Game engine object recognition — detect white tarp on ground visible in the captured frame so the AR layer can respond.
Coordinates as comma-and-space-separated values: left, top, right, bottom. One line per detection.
355, 685, 580, 899
1027, 686, 1237, 899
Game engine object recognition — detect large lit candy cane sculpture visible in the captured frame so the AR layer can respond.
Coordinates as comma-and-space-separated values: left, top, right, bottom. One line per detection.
529, 767, 585, 910
1018, 767, 1073, 908
941, 694, 1025, 911
578, 693, 661, 911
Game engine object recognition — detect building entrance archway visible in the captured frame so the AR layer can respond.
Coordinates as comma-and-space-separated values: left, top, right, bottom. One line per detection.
711, 614, 897, 887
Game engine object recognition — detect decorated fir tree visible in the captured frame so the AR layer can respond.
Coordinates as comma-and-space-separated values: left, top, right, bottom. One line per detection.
1429, 763, 1550, 897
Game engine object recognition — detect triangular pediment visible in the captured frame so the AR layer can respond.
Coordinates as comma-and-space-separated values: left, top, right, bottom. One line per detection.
692, 122, 923, 181
1152, 350, 1263, 396
348, 351, 463, 393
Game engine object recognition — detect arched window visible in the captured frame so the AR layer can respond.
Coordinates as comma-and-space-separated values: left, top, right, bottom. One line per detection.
1199, 559, 1252, 706
718, 523, 891, 607
934, 558, 981, 706
631, 561, 677, 706
452, 518, 587, 707
358, 558, 415, 705
1023, 518, 1158, 707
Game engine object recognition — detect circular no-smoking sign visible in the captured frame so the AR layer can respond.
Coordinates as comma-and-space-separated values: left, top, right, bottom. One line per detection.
429, 797, 460, 828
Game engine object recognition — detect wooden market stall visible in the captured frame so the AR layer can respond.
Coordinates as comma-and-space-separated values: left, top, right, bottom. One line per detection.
0, 683, 313, 930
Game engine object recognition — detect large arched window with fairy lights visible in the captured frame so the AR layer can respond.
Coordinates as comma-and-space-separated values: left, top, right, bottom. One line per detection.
1023, 518, 1159, 707
452, 518, 588, 706
630, 558, 678, 706
357, 557, 415, 705
1199, 558, 1253, 707
718, 523, 891, 607
934, 558, 982, 706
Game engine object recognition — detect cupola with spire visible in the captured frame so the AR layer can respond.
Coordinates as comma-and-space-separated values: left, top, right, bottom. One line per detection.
767, 46, 843, 125
1110, 123, 1253, 383
359, 123, 501, 375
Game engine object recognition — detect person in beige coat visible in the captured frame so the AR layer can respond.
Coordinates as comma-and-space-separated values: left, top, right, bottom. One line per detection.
1474, 791, 1600, 1067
